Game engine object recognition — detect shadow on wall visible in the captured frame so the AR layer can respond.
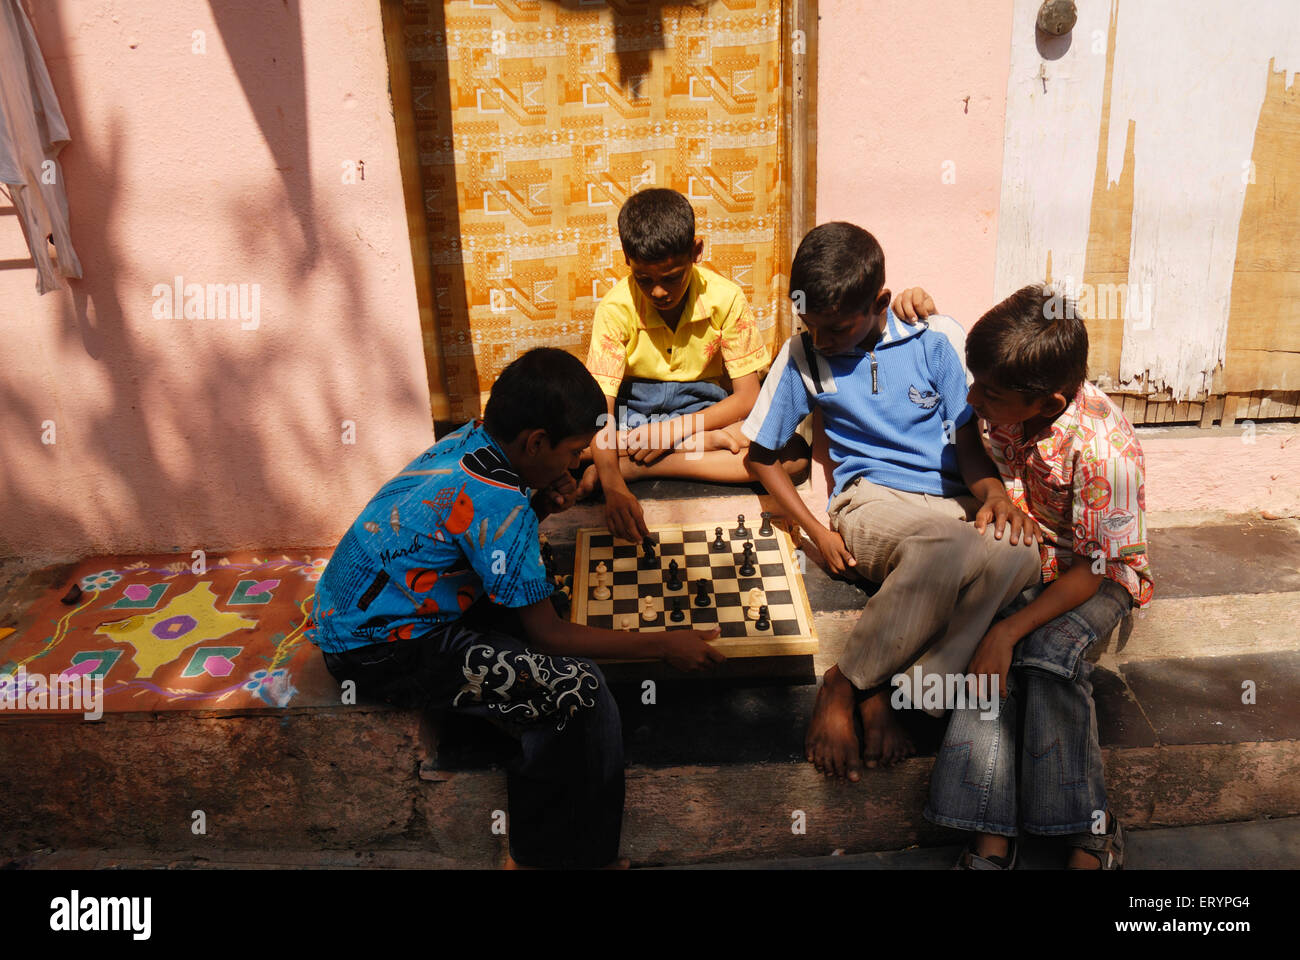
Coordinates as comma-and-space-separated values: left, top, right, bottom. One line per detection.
0, 0, 426, 560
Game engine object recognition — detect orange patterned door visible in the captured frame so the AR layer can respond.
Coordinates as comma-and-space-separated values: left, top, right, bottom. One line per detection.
397, 0, 795, 421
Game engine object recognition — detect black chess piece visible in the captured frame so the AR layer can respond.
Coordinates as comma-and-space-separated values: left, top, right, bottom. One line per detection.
739, 541, 756, 577
669, 597, 685, 622
666, 559, 682, 591
694, 578, 711, 607
640, 535, 658, 568
755, 604, 770, 630
733, 513, 749, 538
759, 511, 774, 537
712, 527, 727, 551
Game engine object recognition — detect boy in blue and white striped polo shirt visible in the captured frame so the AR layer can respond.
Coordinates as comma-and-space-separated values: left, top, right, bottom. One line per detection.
745, 222, 1042, 781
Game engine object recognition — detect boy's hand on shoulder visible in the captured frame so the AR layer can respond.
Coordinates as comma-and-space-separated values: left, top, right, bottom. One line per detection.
604, 486, 650, 543
892, 287, 938, 323
810, 525, 857, 577
975, 493, 1042, 547
661, 626, 725, 671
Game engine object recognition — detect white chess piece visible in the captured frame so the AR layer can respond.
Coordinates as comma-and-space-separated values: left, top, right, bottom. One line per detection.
593, 561, 611, 600
621, 614, 635, 630
746, 587, 766, 620
641, 596, 656, 622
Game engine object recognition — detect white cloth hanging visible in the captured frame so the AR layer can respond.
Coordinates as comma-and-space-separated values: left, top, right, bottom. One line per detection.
0, 0, 81, 294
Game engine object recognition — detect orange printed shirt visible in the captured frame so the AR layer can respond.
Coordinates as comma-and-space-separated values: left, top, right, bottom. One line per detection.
585, 265, 769, 397
985, 381, 1154, 607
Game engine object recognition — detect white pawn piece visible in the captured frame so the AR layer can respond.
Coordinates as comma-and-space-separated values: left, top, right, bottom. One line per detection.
620, 614, 636, 631
746, 587, 766, 620
593, 561, 611, 600
641, 595, 657, 622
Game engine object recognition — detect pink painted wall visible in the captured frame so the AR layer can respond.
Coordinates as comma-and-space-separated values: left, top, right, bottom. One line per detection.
0, 0, 433, 562
814, 0, 1015, 329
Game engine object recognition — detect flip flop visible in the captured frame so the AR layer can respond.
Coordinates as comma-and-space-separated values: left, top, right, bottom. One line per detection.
1067, 816, 1125, 870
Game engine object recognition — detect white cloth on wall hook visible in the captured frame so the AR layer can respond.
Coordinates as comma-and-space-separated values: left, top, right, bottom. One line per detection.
0, 0, 82, 294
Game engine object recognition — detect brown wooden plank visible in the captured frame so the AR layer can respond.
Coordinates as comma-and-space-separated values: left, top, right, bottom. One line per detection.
1222, 394, 1240, 427
1223, 62, 1300, 394
1200, 395, 1225, 427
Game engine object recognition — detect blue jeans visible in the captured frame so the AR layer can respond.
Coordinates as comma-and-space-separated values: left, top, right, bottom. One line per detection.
615, 377, 728, 427
923, 578, 1133, 837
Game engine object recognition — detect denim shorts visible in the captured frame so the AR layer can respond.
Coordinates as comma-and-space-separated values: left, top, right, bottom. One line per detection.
614, 378, 728, 427
923, 578, 1135, 836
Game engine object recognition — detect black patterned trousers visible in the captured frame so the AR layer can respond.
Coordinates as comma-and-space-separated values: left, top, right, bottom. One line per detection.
321, 599, 624, 868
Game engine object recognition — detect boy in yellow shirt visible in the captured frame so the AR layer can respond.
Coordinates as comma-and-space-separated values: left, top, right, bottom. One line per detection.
579, 188, 809, 541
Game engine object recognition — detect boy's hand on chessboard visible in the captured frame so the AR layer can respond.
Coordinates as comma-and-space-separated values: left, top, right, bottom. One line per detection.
974, 493, 1042, 547
810, 525, 857, 577
661, 626, 725, 671
891, 287, 937, 323
603, 486, 650, 543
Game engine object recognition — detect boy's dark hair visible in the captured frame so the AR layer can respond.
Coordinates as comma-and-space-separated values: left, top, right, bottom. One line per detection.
789, 222, 886, 317
617, 188, 696, 262
967, 284, 1089, 399
484, 348, 605, 445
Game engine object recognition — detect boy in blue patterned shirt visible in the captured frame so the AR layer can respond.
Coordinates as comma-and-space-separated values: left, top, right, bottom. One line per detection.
310, 348, 722, 868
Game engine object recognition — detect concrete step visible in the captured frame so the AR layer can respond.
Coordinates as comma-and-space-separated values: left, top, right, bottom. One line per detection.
1, 486, 1298, 867
10, 816, 1297, 869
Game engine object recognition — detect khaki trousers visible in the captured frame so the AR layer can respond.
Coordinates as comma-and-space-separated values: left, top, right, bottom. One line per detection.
828, 477, 1042, 711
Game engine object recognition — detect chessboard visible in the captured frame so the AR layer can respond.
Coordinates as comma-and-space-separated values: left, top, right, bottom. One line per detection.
570, 517, 818, 658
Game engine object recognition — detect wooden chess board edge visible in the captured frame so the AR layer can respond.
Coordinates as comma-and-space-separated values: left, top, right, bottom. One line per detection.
779, 527, 819, 645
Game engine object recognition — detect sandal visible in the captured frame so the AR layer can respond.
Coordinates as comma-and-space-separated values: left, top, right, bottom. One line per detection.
1067, 815, 1125, 870
953, 837, 1017, 870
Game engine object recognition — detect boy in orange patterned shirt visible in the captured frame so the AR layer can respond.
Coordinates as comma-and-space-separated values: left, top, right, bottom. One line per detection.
923, 284, 1152, 870
578, 188, 809, 541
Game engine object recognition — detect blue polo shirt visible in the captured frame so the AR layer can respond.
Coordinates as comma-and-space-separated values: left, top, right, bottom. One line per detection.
742, 310, 974, 503
308, 421, 554, 654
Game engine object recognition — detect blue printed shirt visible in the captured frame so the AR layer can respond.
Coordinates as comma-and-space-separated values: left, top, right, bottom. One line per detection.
308, 421, 553, 653
742, 310, 975, 503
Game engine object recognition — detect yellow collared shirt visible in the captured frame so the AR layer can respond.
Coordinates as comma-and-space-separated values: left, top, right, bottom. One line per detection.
585, 265, 769, 398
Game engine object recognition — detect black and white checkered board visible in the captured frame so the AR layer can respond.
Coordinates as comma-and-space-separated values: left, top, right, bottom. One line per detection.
571, 522, 818, 658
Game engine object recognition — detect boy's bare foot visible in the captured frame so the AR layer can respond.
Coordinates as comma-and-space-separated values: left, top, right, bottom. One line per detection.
858, 689, 916, 768
575, 463, 600, 501
681, 427, 742, 454
805, 665, 863, 781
